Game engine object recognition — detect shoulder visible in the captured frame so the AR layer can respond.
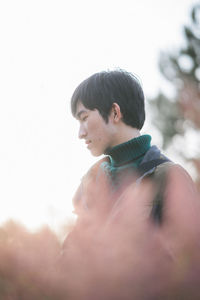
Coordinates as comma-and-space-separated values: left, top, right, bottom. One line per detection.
154, 162, 194, 185
151, 162, 195, 193
146, 161, 196, 223
153, 161, 174, 179
72, 156, 109, 213
81, 156, 109, 186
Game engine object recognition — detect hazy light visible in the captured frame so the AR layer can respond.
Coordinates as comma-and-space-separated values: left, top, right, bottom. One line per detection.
0, 0, 194, 230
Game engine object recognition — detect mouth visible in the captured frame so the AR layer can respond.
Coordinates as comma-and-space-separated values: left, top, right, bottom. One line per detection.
85, 140, 91, 148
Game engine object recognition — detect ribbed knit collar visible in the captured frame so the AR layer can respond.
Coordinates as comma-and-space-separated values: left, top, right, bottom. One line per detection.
104, 134, 151, 167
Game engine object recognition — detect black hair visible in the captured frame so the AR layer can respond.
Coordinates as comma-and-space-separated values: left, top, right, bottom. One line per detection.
71, 69, 145, 130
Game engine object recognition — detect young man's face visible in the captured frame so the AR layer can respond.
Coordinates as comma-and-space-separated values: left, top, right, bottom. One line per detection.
75, 102, 116, 156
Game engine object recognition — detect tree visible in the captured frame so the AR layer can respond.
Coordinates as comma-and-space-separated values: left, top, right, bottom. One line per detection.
149, 3, 200, 189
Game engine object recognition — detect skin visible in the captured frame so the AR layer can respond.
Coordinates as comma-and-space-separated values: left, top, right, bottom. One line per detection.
75, 101, 140, 156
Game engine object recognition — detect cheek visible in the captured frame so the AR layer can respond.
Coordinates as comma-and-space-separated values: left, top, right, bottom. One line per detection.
89, 122, 103, 137
88, 120, 98, 132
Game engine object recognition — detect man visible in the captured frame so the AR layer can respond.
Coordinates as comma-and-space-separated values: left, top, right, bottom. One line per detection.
62, 69, 200, 299
70, 69, 172, 222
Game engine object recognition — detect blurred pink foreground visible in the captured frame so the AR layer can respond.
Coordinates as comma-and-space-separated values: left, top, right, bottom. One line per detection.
0, 165, 200, 299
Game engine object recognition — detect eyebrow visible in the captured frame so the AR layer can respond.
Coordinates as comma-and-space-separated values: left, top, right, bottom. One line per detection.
76, 109, 88, 120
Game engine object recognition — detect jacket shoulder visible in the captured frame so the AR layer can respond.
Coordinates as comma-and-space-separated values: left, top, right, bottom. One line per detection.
150, 162, 196, 223
72, 156, 109, 214
153, 161, 174, 179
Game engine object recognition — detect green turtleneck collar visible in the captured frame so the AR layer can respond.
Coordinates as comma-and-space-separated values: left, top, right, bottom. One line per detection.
104, 134, 151, 167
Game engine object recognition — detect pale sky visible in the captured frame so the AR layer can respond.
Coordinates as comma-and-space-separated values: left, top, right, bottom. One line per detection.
0, 0, 196, 232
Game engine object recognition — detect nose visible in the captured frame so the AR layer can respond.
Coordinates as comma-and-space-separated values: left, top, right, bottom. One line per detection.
78, 124, 87, 139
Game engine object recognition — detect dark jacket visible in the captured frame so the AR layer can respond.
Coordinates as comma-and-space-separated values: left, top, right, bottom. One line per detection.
61, 146, 200, 299
72, 145, 173, 223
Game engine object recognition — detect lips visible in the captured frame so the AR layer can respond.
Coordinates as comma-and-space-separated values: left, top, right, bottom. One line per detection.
85, 140, 92, 149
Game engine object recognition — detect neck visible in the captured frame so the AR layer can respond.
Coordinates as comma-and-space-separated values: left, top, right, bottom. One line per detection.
111, 126, 141, 148
105, 134, 152, 167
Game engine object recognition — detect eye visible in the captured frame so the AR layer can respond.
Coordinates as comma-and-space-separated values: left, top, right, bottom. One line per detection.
82, 115, 88, 122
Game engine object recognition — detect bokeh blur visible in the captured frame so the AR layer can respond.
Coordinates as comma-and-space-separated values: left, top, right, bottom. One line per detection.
0, 1, 200, 299
0, 0, 195, 231
149, 3, 200, 190
0, 164, 199, 299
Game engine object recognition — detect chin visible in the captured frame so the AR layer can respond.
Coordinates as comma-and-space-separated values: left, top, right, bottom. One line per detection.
90, 149, 103, 157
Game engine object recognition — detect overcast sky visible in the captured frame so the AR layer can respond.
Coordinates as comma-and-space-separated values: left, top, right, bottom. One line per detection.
0, 0, 196, 232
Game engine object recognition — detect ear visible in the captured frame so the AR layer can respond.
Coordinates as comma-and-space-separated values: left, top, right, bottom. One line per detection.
110, 103, 122, 123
